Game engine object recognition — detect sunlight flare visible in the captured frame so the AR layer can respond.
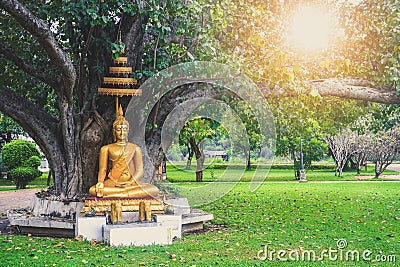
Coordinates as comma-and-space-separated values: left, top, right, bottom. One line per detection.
286, 5, 338, 52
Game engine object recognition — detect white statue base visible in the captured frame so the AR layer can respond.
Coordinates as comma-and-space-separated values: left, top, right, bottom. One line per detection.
74, 197, 213, 246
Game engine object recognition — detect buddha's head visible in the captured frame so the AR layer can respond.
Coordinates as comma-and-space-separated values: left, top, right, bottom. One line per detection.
113, 106, 129, 142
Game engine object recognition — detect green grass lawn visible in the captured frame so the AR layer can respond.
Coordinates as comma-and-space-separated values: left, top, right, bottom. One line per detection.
165, 163, 398, 183
1, 181, 399, 266
0, 172, 52, 191
0, 162, 397, 191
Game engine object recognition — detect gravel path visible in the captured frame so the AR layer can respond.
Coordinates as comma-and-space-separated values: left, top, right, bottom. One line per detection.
386, 163, 400, 172
0, 188, 42, 234
0, 188, 41, 214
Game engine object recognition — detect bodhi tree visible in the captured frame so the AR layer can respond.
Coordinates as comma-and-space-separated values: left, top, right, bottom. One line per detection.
0, 0, 225, 199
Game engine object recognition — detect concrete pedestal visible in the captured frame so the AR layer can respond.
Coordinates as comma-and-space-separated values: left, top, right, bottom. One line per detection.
155, 214, 182, 239
75, 216, 106, 241
103, 223, 172, 246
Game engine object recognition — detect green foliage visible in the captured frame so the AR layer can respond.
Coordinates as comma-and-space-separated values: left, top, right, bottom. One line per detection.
211, 0, 400, 97
1, 0, 225, 117
338, 0, 400, 90
1, 140, 40, 171
110, 42, 126, 60
354, 104, 400, 134
9, 166, 42, 189
179, 117, 218, 156
1, 139, 41, 189
0, 153, 5, 173
22, 155, 41, 169
0, 113, 24, 145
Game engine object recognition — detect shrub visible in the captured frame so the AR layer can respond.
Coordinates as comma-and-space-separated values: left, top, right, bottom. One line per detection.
0, 153, 5, 173
1, 140, 42, 188
23, 155, 41, 168
9, 167, 42, 189
1, 140, 40, 171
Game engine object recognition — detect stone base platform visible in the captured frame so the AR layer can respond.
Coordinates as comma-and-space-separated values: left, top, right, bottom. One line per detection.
7, 209, 75, 237
182, 208, 214, 233
81, 197, 164, 215
7, 196, 214, 242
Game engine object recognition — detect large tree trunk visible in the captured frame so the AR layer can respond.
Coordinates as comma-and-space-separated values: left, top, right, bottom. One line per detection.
374, 161, 381, 178
196, 159, 203, 182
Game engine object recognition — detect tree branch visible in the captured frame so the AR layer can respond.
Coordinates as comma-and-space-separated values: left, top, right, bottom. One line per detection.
257, 78, 400, 104
0, 0, 76, 97
0, 41, 59, 88
0, 85, 60, 163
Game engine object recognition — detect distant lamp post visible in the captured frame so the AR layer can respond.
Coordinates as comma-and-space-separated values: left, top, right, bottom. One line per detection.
299, 134, 307, 182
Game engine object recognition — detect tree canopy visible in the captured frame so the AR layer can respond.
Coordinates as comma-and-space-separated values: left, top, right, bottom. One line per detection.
1, 0, 399, 199
216, 0, 400, 103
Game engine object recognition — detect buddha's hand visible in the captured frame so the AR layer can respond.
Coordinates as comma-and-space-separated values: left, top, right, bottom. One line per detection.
115, 181, 133, 187
96, 182, 104, 197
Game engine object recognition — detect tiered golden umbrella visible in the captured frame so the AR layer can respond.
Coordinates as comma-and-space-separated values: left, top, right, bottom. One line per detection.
98, 35, 141, 114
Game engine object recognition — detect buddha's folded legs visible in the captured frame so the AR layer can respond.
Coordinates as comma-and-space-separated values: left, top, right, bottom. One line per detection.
89, 182, 159, 198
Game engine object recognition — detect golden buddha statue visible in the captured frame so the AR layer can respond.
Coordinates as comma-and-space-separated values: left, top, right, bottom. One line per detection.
89, 107, 159, 198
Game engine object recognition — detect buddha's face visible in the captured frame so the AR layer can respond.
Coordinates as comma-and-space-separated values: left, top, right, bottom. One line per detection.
114, 124, 128, 142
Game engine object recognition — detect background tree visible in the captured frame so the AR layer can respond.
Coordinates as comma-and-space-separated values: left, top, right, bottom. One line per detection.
326, 129, 356, 177
275, 115, 327, 179
271, 94, 367, 178
227, 100, 262, 170
179, 117, 217, 182
350, 105, 400, 177
351, 132, 373, 175
371, 127, 400, 178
